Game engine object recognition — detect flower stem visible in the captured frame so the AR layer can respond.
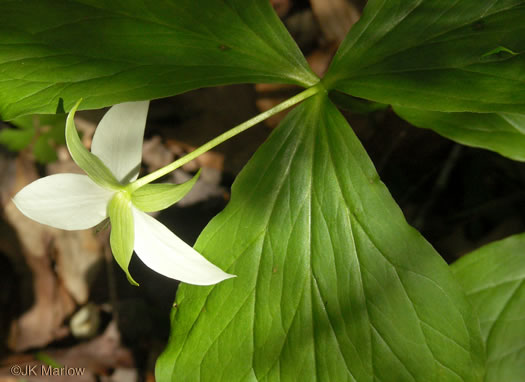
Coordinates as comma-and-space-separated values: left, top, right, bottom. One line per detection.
128, 82, 325, 192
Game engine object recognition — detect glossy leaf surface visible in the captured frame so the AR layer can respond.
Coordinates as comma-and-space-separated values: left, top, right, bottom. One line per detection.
0, 0, 318, 120
324, 0, 525, 113
452, 233, 525, 382
394, 107, 525, 161
157, 95, 484, 381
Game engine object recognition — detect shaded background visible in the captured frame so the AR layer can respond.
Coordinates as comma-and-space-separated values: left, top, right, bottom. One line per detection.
0, 0, 524, 380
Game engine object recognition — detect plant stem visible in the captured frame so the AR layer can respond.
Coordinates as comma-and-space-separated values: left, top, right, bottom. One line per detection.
128, 82, 325, 191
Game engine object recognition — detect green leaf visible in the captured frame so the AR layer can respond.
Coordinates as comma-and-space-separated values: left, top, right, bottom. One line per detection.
394, 106, 525, 161
8, 115, 35, 131
108, 191, 138, 286
0, 121, 34, 151
65, 100, 121, 190
1, 113, 68, 162
33, 116, 68, 163
33, 135, 59, 163
452, 233, 525, 382
131, 170, 200, 212
0, 0, 318, 120
32, 114, 68, 163
37, 114, 68, 146
323, 0, 525, 113
156, 94, 484, 381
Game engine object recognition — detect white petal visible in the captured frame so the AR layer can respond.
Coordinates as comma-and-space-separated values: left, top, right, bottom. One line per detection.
132, 208, 235, 285
91, 101, 149, 183
13, 174, 114, 230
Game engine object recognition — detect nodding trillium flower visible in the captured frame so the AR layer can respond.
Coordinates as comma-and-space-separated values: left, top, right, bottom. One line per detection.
13, 100, 234, 286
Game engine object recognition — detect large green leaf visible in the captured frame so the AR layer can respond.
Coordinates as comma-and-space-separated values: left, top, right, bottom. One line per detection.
0, 0, 318, 120
156, 94, 484, 381
452, 233, 525, 382
323, 0, 525, 113
394, 107, 525, 161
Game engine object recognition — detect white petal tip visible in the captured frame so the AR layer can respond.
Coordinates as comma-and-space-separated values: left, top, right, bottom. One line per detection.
195, 271, 237, 286
171, 269, 236, 286
133, 208, 237, 286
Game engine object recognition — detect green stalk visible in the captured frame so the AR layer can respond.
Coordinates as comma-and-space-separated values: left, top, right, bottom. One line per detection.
127, 83, 325, 192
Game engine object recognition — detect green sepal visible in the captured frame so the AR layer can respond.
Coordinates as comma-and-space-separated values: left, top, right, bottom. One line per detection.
108, 191, 138, 286
66, 99, 121, 190
131, 170, 201, 213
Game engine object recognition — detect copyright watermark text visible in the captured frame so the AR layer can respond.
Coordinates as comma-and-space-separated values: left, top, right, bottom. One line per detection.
10, 364, 86, 377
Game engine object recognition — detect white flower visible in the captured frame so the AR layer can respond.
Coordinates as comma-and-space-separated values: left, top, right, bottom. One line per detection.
13, 101, 234, 286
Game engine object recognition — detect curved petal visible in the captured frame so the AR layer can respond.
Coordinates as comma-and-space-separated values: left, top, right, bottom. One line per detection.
13, 174, 113, 230
91, 101, 149, 183
132, 208, 235, 285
